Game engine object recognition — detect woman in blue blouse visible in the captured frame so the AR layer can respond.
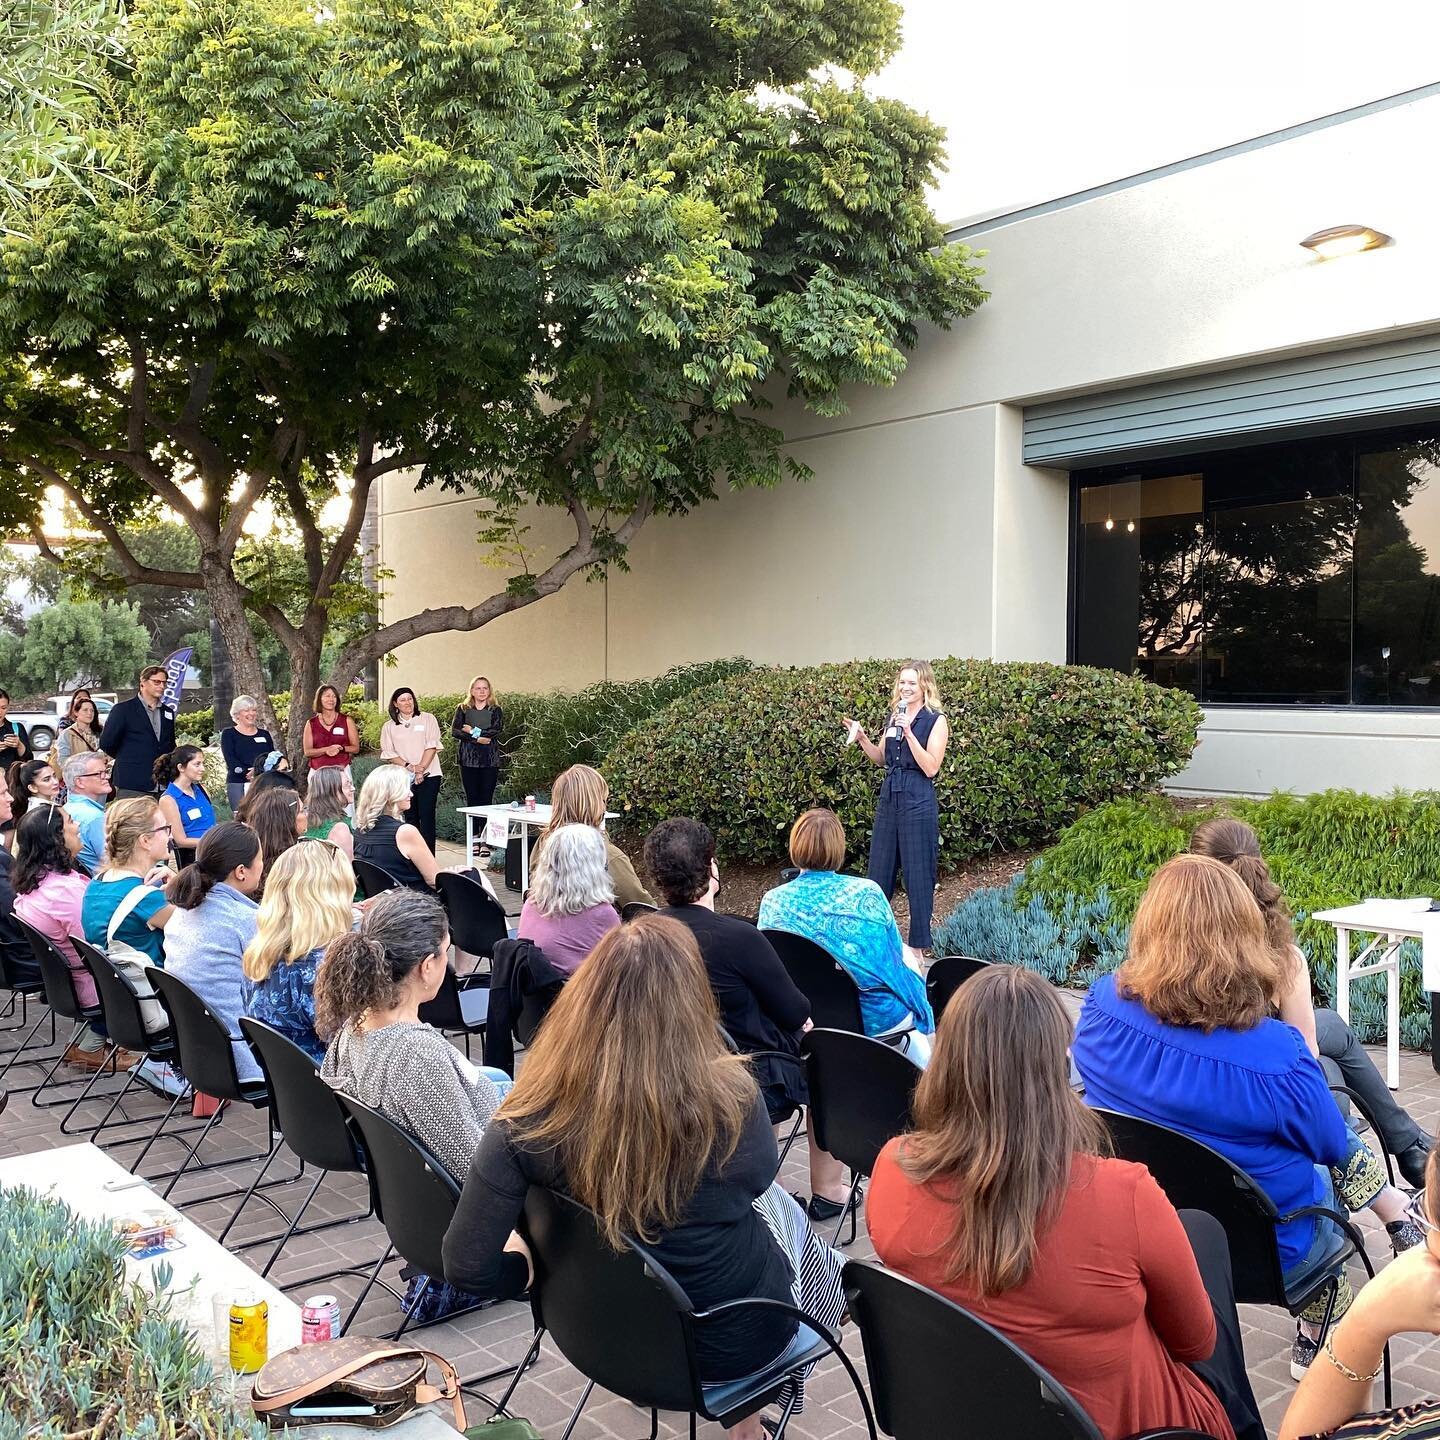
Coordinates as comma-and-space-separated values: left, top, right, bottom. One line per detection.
155, 746, 215, 858
758, 808, 934, 1065
1073, 853, 1420, 1380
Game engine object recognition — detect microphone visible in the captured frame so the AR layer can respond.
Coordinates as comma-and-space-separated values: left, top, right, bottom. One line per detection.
893, 700, 908, 730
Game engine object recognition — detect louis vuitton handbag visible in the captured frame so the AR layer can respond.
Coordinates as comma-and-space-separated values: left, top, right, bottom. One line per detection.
251, 1337, 466, 1429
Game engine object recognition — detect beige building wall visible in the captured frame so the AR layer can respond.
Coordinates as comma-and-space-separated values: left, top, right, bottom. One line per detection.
380, 89, 1440, 794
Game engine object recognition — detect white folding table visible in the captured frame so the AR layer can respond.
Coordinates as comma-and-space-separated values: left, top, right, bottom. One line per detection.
457, 803, 616, 894
1312, 900, 1440, 1091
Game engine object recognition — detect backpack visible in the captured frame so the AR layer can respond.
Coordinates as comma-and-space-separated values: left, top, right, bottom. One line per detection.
105, 880, 168, 1034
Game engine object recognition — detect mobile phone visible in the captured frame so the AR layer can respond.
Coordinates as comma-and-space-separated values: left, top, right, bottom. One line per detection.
288, 1401, 380, 1418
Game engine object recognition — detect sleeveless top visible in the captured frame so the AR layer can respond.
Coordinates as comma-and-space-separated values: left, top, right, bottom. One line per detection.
307, 713, 352, 770
880, 706, 939, 802
166, 780, 216, 840
354, 814, 427, 891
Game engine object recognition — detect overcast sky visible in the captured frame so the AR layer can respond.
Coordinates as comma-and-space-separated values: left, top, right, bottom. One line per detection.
871, 0, 1440, 226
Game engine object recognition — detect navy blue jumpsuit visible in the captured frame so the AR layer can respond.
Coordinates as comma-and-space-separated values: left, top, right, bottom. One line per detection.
866, 706, 940, 949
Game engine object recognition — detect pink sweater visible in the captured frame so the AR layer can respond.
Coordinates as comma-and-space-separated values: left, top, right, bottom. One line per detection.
516, 901, 620, 976
15, 870, 95, 1006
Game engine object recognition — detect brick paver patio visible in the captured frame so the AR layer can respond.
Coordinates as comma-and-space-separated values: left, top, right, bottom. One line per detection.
5, 854, 1440, 1436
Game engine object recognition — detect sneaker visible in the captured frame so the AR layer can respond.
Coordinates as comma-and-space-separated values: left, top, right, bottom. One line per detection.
133, 1058, 192, 1099
1290, 1328, 1319, 1380
1387, 1217, 1425, 1254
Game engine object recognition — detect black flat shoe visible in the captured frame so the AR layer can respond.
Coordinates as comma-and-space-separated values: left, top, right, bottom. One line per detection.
1398, 1138, 1434, 1190
806, 1188, 861, 1223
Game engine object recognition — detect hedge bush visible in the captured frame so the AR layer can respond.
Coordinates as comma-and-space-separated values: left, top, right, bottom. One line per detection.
932, 790, 1440, 1048
606, 658, 1202, 866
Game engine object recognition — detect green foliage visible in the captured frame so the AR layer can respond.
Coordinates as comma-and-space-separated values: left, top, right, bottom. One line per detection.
0, 1184, 266, 1438
178, 685, 368, 744
504, 659, 755, 796
606, 658, 1201, 865
0, 596, 149, 692
938, 790, 1440, 1046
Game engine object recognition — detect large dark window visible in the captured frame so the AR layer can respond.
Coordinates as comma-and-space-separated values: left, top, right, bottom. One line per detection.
1071, 423, 1440, 706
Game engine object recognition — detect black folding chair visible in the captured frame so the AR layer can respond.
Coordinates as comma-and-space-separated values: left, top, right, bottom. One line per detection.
621, 902, 659, 922
353, 859, 401, 900
1098, 1107, 1391, 1406
0, 932, 53, 1056
843, 1260, 1216, 1440
762, 930, 865, 1033
417, 965, 490, 1060
437, 872, 508, 963
924, 955, 991, 1019
1327, 1082, 1397, 1189
804, 1028, 921, 1245
237, 1017, 388, 1282
488, 1186, 876, 1440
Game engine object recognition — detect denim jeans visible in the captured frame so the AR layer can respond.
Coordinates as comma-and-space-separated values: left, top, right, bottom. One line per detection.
1282, 1166, 1353, 1325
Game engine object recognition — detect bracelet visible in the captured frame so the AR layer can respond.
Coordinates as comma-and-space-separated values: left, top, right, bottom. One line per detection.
1322, 1331, 1384, 1384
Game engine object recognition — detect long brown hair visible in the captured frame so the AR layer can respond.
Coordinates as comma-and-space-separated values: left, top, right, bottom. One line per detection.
501, 914, 756, 1247
897, 966, 1110, 1296
1189, 816, 1299, 968
1120, 853, 1285, 1031
541, 764, 608, 840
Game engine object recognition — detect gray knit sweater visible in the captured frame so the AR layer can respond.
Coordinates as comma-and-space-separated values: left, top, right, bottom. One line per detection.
321, 1020, 500, 1180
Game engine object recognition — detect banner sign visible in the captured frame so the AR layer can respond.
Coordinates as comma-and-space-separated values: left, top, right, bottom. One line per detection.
160, 647, 192, 713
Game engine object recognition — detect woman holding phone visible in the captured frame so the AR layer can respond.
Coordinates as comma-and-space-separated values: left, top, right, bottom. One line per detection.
842, 660, 949, 962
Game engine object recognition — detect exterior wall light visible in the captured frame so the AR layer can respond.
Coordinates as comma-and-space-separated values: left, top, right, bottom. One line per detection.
1299, 225, 1391, 259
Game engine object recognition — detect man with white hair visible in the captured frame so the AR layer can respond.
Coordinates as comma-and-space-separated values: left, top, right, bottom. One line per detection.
63, 751, 111, 873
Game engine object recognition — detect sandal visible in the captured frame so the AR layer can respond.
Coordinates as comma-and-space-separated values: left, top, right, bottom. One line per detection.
806, 1187, 861, 1223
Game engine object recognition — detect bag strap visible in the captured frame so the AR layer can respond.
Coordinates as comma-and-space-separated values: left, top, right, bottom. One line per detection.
253, 1344, 465, 1430
106, 880, 153, 946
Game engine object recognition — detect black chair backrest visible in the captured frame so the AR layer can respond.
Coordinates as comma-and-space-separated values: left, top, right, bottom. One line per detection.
925, 955, 991, 1019
416, 965, 482, 1035
843, 1260, 1101, 1440
353, 859, 401, 900
13, 917, 88, 1021
437, 872, 508, 958
620, 902, 658, 922
147, 967, 254, 1102
1097, 1108, 1287, 1305
804, 1028, 920, 1177
334, 1092, 460, 1280
522, 1186, 697, 1415
239, 1017, 359, 1172
72, 935, 164, 1053
762, 929, 864, 1032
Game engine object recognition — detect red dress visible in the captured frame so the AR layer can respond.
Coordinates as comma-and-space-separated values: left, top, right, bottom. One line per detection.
866, 1144, 1234, 1440
307, 713, 352, 770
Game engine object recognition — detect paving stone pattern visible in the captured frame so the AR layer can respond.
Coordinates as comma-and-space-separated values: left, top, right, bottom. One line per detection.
4, 864, 1440, 1437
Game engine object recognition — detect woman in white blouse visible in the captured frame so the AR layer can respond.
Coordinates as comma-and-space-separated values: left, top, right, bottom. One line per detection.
379, 687, 444, 853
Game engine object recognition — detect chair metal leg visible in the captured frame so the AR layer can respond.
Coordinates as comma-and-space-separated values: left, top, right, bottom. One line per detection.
339, 1243, 395, 1336
215, 1129, 288, 1245
831, 1175, 861, 1248
558, 1378, 595, 1440
0, 1007, 63, 1086
647, 1409, 659, 1440
259, 1179, 377, 1278
488, 1330, 545, 1419
776, 1110, 804, 1169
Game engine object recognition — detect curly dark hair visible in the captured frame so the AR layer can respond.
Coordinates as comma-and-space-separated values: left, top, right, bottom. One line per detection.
642, 818, 714, 907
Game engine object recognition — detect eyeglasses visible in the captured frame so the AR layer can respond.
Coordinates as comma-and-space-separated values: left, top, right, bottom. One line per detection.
299, 836, 343, 856
148, 824, 173, 837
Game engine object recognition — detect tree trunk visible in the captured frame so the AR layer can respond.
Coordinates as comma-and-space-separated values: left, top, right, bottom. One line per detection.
199, 554, 277, 737
208, 612, 234, 730
359, 482, 380, 703
287, 647, 321, 775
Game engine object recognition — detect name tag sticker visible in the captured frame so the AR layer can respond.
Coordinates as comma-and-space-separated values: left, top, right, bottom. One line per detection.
885, 727, 898, 739
187, 807, 202, 820
332, 726, 344, 736
255, 735, 267, 744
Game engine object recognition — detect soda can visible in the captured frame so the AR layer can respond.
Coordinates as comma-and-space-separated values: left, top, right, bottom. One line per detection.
524, 794, 536, 812
300, 1294, 341, 1345
229, 1290, 269, 1373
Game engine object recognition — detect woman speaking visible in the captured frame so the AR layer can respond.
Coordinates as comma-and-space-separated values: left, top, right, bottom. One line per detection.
843, 660, 949, 962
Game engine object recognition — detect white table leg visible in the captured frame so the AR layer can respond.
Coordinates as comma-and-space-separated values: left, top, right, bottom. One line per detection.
1386, 932, 1402, 1090
1335, 927, 1351, 1026
519, 819, 532, 894
465, 810, 475, 859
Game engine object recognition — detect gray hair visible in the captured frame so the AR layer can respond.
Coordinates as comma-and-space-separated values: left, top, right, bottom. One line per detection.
529, 823, 614, 917
63, 752, 103, 788
353, 764, 411, 834
230, 694, 259, 721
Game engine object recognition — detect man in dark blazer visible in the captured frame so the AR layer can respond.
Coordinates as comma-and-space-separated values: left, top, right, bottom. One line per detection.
99, 665, 176, 797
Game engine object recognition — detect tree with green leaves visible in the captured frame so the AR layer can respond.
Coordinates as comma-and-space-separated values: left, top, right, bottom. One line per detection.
0, 595, 150, 694
0, 0, 987, 754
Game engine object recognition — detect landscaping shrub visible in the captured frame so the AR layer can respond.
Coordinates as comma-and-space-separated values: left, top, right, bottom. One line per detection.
606, 658, 1201, 866
0, 1185, 265, 1438
177, 685, 368, 744
932, 789, 1440, 1048
503, 659, 754, 798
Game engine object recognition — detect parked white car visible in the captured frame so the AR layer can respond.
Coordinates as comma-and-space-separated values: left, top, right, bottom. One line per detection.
10, 694, 116, 755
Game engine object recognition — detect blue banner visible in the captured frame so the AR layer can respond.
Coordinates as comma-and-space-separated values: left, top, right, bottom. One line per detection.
160, 647, 192, 713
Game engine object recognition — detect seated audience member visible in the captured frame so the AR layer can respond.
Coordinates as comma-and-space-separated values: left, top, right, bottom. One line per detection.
13, 804, 135, 1071
645, 815, 853, 1222
353, 765, 451, 892
442, 915, 845, 1440
163, 822, 264, 1082
1073, 854, 1420, 1378
239, 786, 305, 896
0, 772, 32, 987
539, 764, 654, 909
81, 796, 184, 1096
155, 746, 217, 858
304, 765, 354, 859
869, 963, 1263, 1440
5, 758, 60, 833
318, 886, 510, 1323
1192, 816, 1435, 1188
63, 752, 111, 873
242, 840, 356, 1065
1280, 1152, 1440, 1440
515, 823, 619, 976
243, 752, 298, 802
757, 807, 934, 1064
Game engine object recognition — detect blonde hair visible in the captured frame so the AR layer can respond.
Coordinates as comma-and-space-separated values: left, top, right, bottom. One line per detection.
105, 797, 162, 866
891, 659, 943, 714
1119, 853, 1286, 1032
467, 675, 497, 706
243, 842, 356, 983
502, 915, 756, 1247
353, 765, 411, 834
543, 764, 608, 836
789, 808, 846, 872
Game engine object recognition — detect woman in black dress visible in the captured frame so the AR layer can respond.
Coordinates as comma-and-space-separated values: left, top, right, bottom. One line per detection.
451, 675, 503, 811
